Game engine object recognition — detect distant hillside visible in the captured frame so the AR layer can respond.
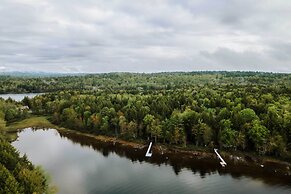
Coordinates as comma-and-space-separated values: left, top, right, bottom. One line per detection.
0, 71, 81, 77
0, 71, 290, 94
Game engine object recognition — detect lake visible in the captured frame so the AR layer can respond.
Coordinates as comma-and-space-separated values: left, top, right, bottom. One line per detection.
12, 128, 291, 194
0, 93, 43, 101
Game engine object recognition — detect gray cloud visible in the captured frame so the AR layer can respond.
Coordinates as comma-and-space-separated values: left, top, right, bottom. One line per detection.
0, 0, 290, 73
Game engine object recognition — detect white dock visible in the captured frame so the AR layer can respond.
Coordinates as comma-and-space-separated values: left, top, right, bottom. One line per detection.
145, 142, 153, 157
214, 149, 227, 167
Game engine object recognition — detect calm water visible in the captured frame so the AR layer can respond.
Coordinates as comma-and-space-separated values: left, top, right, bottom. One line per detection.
0, 93, 43, 101
12, 128, 291, 194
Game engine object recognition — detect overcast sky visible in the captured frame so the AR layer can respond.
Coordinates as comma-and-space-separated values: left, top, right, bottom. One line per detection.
0, 0, 291, 73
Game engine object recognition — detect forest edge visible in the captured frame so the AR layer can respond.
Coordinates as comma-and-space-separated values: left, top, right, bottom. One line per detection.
5, 116, 291, 180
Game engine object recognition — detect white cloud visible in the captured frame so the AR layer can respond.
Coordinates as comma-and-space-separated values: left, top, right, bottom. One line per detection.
0, 0, 290, 73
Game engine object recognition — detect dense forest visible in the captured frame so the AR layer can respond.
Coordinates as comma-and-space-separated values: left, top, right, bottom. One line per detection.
0, 99, 50, 193
1, 72, 291, 161
2, 71, 287, 160
0, 71, 290, 94
1, 71, 291, 191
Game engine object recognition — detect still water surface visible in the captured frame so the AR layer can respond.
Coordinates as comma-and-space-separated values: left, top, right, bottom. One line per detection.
12, 128, 291, 194
0, 93, 43, 101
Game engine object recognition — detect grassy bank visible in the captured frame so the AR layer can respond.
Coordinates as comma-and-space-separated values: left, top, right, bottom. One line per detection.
5, 115, 144, 145
3, 116, 61, 142
5, 116, 60, 132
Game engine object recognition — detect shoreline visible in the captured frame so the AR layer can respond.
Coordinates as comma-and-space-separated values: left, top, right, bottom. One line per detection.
59, 127, 291, 172
6, 116, 291, 180
55, 127, 291, 186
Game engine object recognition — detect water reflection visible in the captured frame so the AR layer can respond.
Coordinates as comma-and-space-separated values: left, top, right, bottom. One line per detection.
58, 129, 291, 186
12, 128, 291, 194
